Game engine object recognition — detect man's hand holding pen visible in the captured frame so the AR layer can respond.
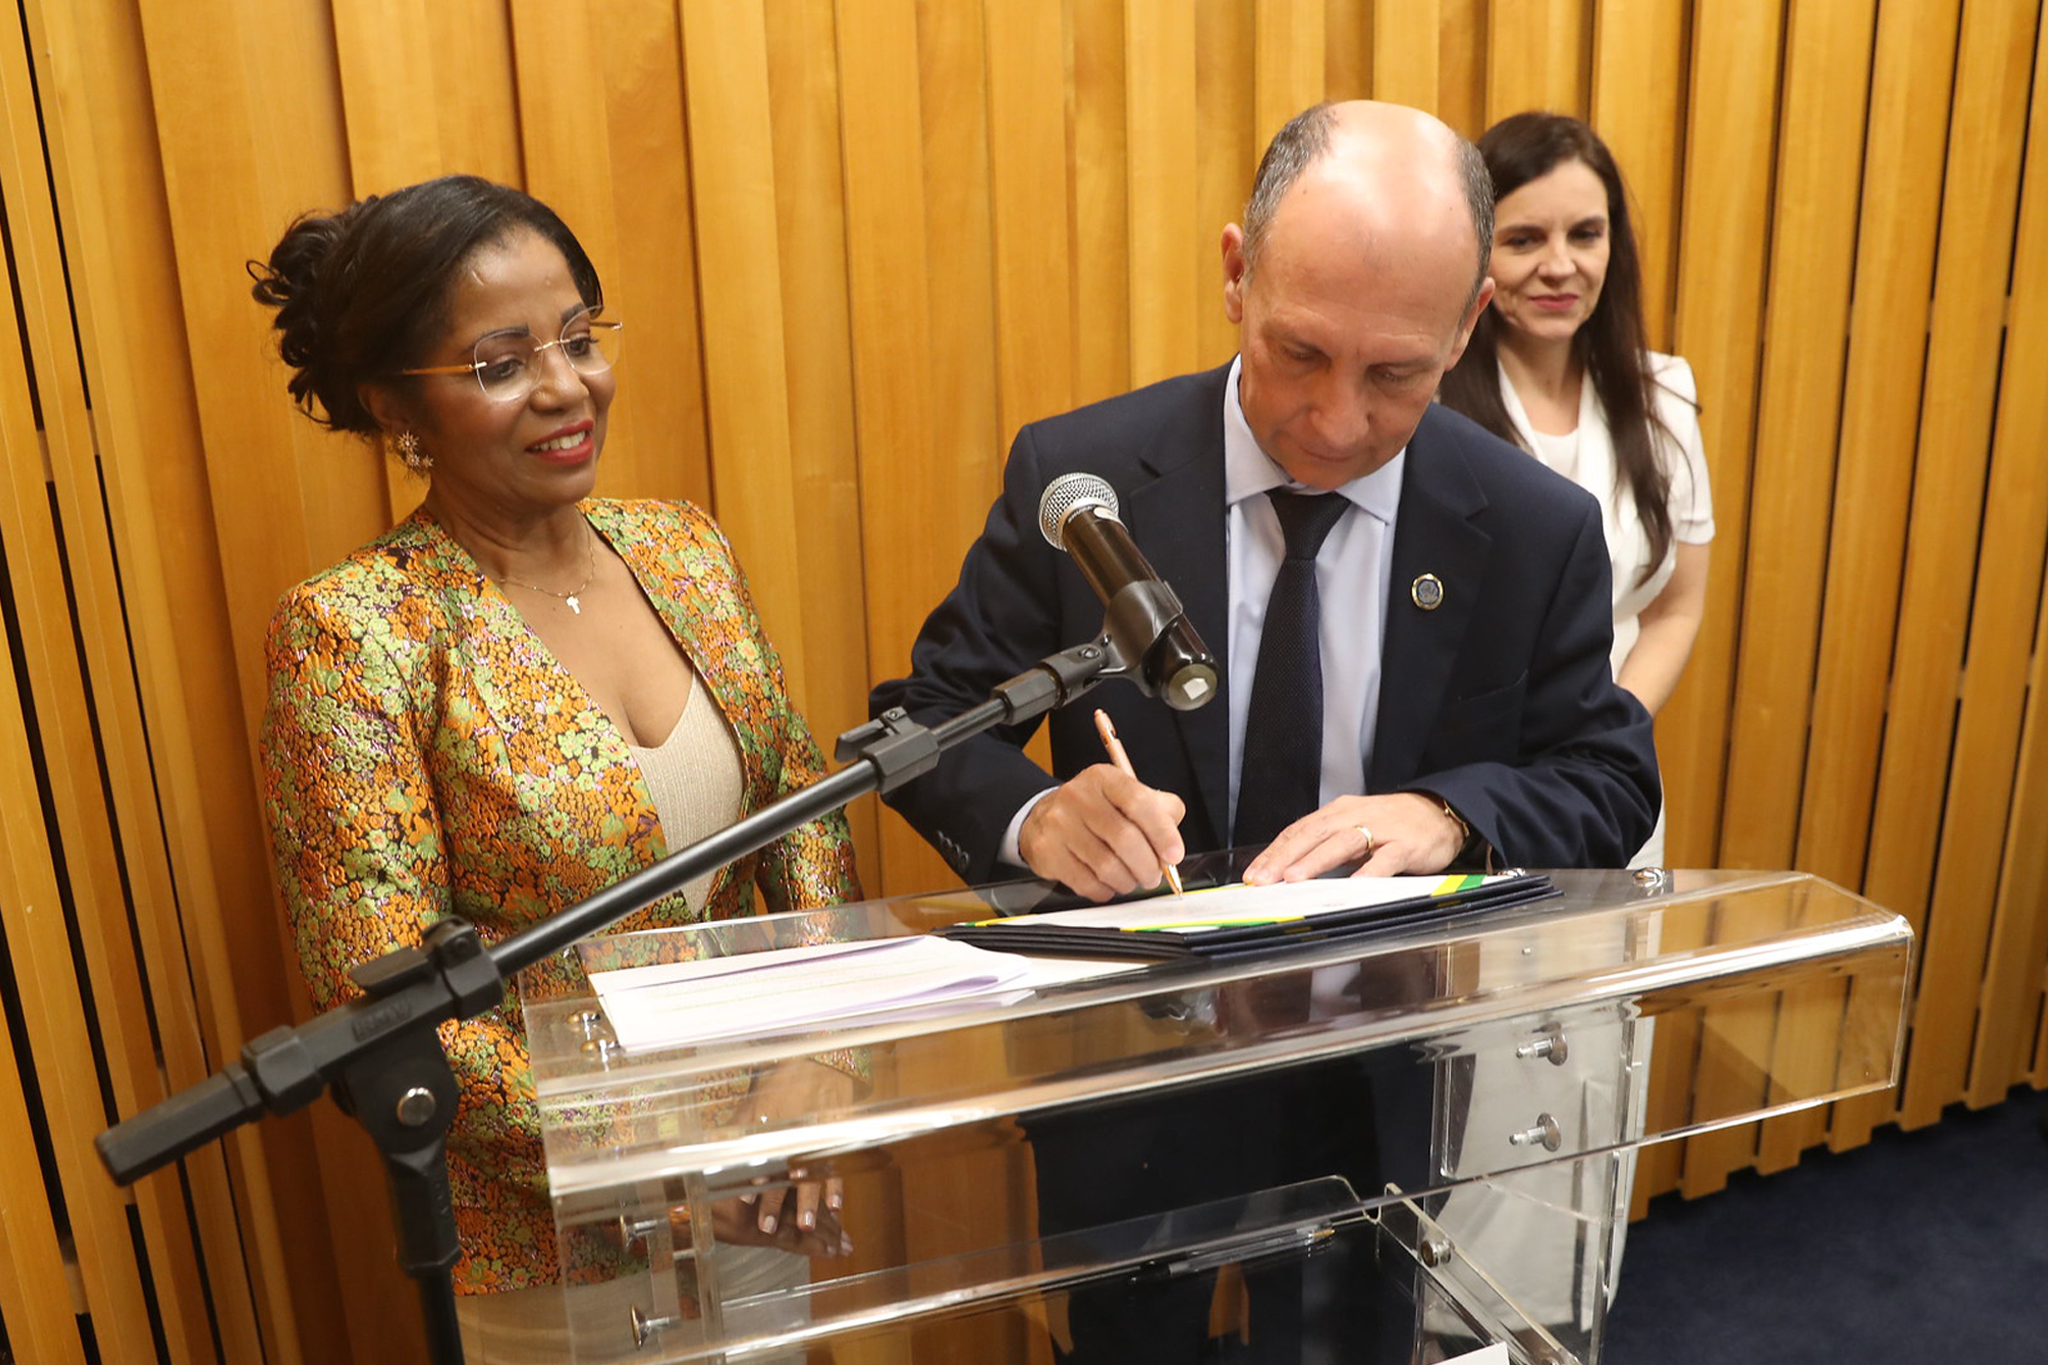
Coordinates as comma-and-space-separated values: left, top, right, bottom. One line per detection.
1016, 754, 1186, 904
1093, 710, 1185, 898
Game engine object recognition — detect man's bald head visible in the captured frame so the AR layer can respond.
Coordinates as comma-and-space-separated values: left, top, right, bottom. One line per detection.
1240, 101, 1494, 312
1219, 101, 1499, 489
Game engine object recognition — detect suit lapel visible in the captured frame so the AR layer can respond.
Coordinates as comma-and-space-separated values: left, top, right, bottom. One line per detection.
1127, 366, 1233, 844
1372, 408, 1492, 788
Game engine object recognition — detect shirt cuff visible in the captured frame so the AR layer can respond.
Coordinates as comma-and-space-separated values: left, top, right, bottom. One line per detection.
998, 788, 1058, 868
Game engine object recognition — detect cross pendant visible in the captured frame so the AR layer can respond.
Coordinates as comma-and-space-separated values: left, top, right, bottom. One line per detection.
566, 595, 582, 615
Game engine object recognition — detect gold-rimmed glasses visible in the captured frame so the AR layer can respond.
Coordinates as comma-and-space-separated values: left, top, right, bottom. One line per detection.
400, 306, 623, 401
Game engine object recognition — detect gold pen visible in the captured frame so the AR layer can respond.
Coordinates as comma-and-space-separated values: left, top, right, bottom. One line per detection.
1092, 708, 1185, 898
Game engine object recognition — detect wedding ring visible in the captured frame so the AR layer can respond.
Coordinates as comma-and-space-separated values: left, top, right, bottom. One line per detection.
1356, 824, 1375, 852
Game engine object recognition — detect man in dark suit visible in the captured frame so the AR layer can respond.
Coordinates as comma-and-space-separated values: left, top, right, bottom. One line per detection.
869, 99, 1658, 1363
871, 101, 1658, 895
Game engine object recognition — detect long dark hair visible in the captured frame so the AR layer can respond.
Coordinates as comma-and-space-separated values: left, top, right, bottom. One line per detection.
248, 174, 603, 437
1438, 112, 1682, 585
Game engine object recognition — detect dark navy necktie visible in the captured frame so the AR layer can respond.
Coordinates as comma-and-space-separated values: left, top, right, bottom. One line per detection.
1233, 489, 1350, 847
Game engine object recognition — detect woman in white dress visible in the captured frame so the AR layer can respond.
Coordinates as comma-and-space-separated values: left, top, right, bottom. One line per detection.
1433, 115, 1712, 1335
1439, 112, 1713, 869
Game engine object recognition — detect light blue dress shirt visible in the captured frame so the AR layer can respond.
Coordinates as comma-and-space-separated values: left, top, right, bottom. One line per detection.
1221, 355, 1403, 841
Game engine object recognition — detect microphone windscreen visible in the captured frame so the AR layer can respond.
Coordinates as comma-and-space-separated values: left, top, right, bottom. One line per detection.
1038, 473, 1119, 550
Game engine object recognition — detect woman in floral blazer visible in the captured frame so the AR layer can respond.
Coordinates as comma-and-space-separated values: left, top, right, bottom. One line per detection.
251, 176, 858, 1345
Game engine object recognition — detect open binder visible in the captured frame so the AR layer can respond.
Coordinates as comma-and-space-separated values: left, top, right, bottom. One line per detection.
936, 871, 1559, 960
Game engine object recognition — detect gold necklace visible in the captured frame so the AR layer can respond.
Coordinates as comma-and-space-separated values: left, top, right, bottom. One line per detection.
499, 525, 597, 615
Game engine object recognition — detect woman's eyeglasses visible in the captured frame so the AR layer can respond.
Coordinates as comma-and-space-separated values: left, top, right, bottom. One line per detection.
400, 307, 623, 401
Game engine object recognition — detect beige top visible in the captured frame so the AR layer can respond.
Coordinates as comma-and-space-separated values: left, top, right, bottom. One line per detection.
629, 678, 746, 911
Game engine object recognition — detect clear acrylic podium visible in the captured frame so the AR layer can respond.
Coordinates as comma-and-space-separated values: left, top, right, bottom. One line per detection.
524, 865, 1911, 1364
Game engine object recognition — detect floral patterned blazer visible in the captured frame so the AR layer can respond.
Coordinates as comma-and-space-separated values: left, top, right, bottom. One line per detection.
262, 498, 860, 1293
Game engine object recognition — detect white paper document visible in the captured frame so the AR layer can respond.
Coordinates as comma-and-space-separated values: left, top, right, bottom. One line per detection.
1439, 1346, 1507, 1365
589, 935, 1133, 1052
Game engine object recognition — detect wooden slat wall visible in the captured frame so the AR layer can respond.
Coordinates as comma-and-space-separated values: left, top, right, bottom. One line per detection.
0, 1, 2041, 1360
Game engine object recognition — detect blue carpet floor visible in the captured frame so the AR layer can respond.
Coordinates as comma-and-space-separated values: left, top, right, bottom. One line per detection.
1602, 1087, 2048, 1363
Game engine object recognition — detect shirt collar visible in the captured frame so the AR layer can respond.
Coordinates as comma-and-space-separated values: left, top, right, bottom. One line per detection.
1221, 354, 1405, 524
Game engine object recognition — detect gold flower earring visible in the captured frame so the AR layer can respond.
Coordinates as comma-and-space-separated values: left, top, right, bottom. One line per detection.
389, 429, 430, 472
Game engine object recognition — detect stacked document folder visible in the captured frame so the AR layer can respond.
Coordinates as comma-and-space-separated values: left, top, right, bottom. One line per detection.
587, 937, 1137, 1052
937, 873, 1557, 961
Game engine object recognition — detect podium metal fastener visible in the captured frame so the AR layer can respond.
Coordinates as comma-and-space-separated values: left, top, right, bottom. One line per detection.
1514, 1031, 1570, 1066
618, 1212, 663, 1249
632, 1304, 685, 1346
1507, 1113, 1563, 1152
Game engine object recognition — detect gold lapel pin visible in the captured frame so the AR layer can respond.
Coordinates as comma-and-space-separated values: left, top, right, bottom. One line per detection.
1411, 573, 1445, 610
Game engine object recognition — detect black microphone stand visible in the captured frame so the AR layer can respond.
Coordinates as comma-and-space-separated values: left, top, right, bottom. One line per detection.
95, 637, 1131, 1365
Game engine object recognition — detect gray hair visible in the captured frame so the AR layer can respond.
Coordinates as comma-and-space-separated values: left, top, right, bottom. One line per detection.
1242, 103, 1495, 313
1452, 134, 1495, 311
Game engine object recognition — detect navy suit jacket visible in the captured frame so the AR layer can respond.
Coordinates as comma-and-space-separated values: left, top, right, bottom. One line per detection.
870, 363, 1660, 886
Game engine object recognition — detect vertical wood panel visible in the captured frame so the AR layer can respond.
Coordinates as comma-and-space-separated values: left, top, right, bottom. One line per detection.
837, 0, 958, 899
1069, 0, 1133, 408
764, 0, 882, 886
596, 1, 708, 510
1197, 0, 1257, 368
1486, 0, 1588, 122
1325, 0, 1373, 100
1435, 0, 1489, 136
1125, 0, 1202, 383
987, 3, 1079, 438
1253, 0, 1325, 144
1986, 534, 2048, 1103
420, 0, 523, 186
1373, 0, 1441, 113
917, 0, 1002, 497
0, 653, 94, 1365
1976, 565, 2048, 1105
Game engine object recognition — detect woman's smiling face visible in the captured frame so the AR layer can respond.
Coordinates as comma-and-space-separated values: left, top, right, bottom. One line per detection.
1487, 158, 1612, 350
387, 228, 615, 524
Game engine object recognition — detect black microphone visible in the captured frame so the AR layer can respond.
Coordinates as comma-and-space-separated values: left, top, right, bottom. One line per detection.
1038, 473, 1219, 711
